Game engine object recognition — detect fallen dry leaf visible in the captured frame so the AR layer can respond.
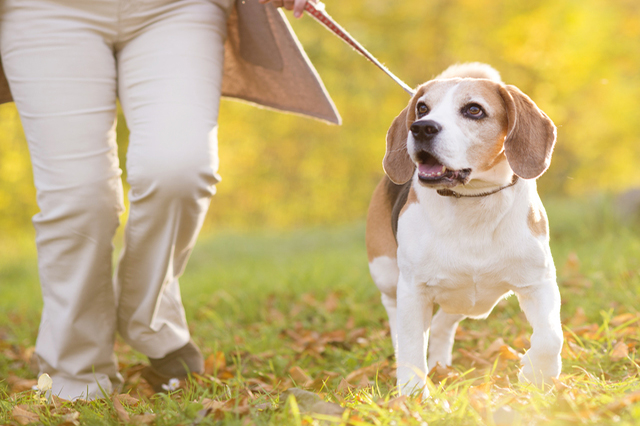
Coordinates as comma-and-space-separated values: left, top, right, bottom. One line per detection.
245, 377, 275, 393
428, 362, 460, 384
604, 390, 640, 413
20, 346, 36, 366
200, 398, 224, 425
321, 329, 346, 344
513, 334, 531, 350
131, 413, 156, 425
337, 378, 355, 393
345, 316, 355, 330
347, 327, 367, 342
498, 345, 521, 361
112, 394, 131, 423
7, 375, 37, 393
562, 340, 588, 360
455, 327, 491, 342
562, 252, 581, 276
57, 410, 80, 426
266, 307, 286, 323
571, 323, 599, 337
12, 405, 41, 425
381, 395, 409, 412
324, 292, 340, 312
285, 328, 325, 357
561, 253, 592, 290
116, 393, 140, 406
458, 348, 492, 367
354, 374, 370, 389
306, 371, 340, 391
281, 388, 344, 416
50, 395, 69, 408
301, 293, 317, 306
563, 276, 593, 289
473, 381, 493, 394
468, 386, 491, 420
200, 396, 252, 420
288, 366, 312, 386
204, 351, 226, 375
482, 338, 506, 358
195, 401, 220, 423
345, 360, 389, 383
569, 307, 589, 327
610, 313, 639, 327
551, 376, 571, 393
610, 341, 629, 361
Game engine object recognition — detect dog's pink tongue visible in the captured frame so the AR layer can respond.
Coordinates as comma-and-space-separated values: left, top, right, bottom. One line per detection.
418, 158, 443, 175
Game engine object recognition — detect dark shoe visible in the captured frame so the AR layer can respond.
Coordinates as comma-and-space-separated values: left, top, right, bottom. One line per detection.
141, 339, 204, 392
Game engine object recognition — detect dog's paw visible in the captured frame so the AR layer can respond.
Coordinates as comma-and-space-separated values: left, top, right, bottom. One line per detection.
518, 351, 561, 390
427, 352, 453, 373
398, 377, 429, 399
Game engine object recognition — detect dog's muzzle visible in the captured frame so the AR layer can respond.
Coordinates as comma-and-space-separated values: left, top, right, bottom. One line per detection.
410, 120, 441, 143
410, 120, 471, 186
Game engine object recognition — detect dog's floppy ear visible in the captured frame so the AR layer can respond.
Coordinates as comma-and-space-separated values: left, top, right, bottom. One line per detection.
383, 106, 415, 184
499, 85, 557, 179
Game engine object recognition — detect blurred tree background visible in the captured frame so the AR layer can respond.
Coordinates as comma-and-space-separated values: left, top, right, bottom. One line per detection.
1, 0, 639, 236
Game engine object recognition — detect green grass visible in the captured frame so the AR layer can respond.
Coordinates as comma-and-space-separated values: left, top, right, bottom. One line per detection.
1, 196, 640, 425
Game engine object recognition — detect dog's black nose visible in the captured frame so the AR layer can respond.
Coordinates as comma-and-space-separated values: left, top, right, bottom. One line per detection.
410, 120, 442, 139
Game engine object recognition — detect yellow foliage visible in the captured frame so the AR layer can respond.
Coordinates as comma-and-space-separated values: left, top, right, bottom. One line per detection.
1, 0, 640, 232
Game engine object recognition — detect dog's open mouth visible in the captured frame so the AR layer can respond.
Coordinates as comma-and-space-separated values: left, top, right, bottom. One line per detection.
415, 151, 471, 185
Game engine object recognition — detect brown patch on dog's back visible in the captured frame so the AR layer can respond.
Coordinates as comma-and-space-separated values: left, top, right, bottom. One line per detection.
528, 201, 548, 237
366, 177, 416, 261
392, 182, 416, 240
366, 178, 398, 261
397, 186, 418, 220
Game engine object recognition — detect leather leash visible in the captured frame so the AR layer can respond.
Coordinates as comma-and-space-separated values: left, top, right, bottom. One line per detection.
304, 1, 415, 96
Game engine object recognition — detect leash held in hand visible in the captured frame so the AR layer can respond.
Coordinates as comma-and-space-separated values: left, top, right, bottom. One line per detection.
304, 1, 415, 96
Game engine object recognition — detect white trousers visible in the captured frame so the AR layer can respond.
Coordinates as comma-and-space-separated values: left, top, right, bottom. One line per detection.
1, 0, 234, 400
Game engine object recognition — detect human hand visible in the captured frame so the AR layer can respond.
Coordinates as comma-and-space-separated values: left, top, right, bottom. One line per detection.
258, 0, 308, 18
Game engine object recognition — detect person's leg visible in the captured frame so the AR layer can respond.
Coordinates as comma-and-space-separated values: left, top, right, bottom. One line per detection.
114, 0, 232, 365
0, 0, 122, 400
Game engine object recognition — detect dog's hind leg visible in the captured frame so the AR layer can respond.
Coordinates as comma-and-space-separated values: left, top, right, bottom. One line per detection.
369, 256, 400, 350
367, 178, 402, 351
396, 273, 433, 398
427, 309, 465, 371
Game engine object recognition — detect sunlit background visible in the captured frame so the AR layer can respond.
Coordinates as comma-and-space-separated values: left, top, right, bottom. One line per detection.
1, 0, 640, 236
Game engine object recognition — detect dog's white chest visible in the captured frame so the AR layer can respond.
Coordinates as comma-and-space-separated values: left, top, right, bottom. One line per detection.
428, 277, 511, 316
396, 196, 550, 316
411, 246, 512, 316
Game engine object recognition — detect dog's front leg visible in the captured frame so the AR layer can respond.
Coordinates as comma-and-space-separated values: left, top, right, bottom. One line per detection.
427, 310, 465, 371
396, 273, 432, 398
515, 280, 563, 388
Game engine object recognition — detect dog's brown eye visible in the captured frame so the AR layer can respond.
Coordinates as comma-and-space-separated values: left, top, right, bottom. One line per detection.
417, 103, 429, 117
464, 104, 485, 119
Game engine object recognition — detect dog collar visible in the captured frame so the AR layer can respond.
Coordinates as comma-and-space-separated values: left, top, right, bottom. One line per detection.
436, 175, 519, 199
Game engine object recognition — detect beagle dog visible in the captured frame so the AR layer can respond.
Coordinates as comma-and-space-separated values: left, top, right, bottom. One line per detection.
366, 63, 562, 398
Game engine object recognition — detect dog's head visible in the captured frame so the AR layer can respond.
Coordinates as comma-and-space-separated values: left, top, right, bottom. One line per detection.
383, 63, 557, 188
